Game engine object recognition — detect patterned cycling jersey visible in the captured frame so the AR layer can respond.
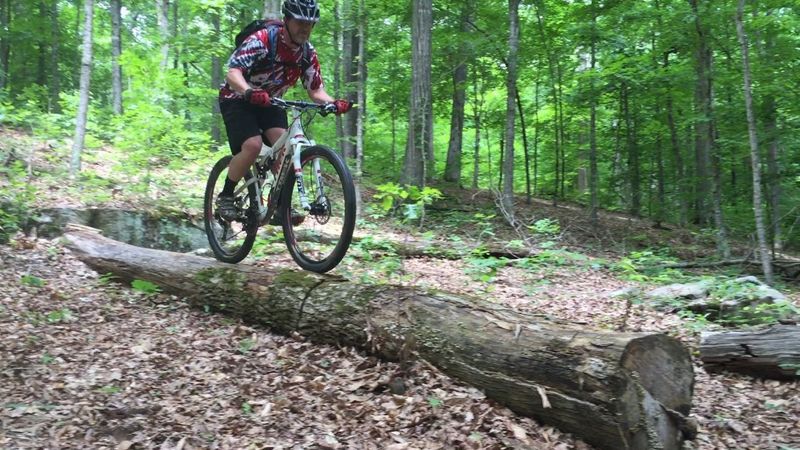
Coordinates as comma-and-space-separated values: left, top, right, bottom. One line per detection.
219, 24, 324, 101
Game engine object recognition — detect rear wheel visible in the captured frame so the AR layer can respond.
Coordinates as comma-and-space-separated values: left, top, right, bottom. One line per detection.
281, 146, 356, 273
204, 155, 258, 263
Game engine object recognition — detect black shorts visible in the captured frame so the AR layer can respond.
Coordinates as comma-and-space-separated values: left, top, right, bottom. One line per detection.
219, 99, 288, 154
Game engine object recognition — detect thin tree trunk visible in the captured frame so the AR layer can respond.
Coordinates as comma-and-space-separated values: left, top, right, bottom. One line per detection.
171, 0, 179, 70
471, 75, 482, 190
333, 0, 344, 154
760, 24, 781, 253
515, 92, 530, 204
623, 83, 640, 217
710, 134, 730, 258
341, 0, 358, 161
110, 0, 122, 115
664, 54, 687, 225
498, 133, 504, 191
444, 3, 471, 184
401, 0, 432, 187
70, 0, 94, 176
37, 1, 47, 88
0, 0, 9, 90
501, 0, 520, 216
354, 0, 366, 217
533, 77, 540, 196
735, 0, 773, 284
533, 0, 560, 206
263, 0, 280, 19
49, 0, 61, 112
443, 62, 467, 183
210, 12, 221, 146
689, 0, 712, 226
589, 3, 599, 228
157, 0, 169, 70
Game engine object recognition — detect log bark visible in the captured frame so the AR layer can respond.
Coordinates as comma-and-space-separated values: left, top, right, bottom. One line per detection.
63, 225, 695, 450
700, 325, 800, 380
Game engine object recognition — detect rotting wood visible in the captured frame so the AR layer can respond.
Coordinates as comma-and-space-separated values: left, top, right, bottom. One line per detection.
63, 224, 696, 450
700, 324, 800, 380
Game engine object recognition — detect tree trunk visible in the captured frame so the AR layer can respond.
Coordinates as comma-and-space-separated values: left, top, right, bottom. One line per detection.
354, 0, 366, 217
502, 0, 520, 216
688, 0, 712, 226
156, 0, 169, 70
533, 77, 540, 196
0, 0, 9, 90
341, 0, 358, 161
263, 0, 280, 19
63, 225, 696, 450
70, 0, 93, 177
443, 3, 471, 185
700, 325, 800, 380
110, 0, 122, 115
37, 1, 47, 88
333, 0, 344, 156
516, 92, 531, 204
443, 61, 467, 184
589, 5, 598, 229
760, 24, 781, 253
48, 0, 61, 112
471, 74, 482, 190
533, 0, 561, 206
663, 54, 687, 226
401, 0, 432, 187
623, 83, 640, 217
210, 12, 222, 146
735, 0, 773, 284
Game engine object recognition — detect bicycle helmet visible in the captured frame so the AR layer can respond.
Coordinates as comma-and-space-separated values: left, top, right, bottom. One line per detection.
282, 0, 320, 23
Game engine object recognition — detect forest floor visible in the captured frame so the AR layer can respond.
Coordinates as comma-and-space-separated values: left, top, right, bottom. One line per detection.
1, 128, 800, 449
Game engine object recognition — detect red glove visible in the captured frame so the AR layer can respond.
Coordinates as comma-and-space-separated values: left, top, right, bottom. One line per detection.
333, 99, 352, 115
244, 88, 271, 106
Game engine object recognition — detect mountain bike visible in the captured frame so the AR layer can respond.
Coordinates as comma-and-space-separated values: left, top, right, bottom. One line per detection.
203, 98, 356, 273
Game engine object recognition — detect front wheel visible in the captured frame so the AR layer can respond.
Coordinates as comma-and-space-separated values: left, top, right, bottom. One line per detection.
281, 146, 356, 273
204, 155, 258, 263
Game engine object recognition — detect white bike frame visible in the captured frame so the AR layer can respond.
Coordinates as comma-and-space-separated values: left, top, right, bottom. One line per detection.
238, 104, 326, 224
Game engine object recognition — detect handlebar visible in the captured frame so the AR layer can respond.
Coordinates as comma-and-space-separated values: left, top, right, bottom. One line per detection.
270, 98, 352, 116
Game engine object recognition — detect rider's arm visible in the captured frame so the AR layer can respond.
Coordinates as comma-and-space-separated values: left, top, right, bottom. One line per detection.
307, 86, 335, 104
226, 68, 251, 95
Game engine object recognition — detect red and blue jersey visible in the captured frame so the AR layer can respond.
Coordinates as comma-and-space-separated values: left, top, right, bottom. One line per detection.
219, 25, 324, 101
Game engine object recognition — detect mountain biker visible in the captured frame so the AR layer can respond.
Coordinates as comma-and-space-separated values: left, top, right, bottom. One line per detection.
216, 0, 351, 221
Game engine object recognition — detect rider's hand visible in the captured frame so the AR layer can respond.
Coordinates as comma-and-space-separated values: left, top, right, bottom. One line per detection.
244, 88, 271, 107
333, 99, 352, 115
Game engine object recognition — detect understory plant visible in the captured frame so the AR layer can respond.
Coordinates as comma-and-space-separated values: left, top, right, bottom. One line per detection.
371, 182, 443, 228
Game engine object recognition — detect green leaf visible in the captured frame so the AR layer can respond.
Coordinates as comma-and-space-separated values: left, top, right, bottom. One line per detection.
427, 396, 443, 408
20, 275, 45, 287
131, 279, 160, 294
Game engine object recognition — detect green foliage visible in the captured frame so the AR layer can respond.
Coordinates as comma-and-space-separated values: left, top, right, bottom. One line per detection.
371, 183, 443, 225
427, 396, 443, 409
131, 279, 161, 295
0, 159, 36, 244
527, 218, 560, 236
612, 250, 685, 283
20, 275, 46, 288
464, 256, 509, 283
97, 385, 122, 395
238, 338, 256, 354
515, 249, 589, 271
46, 308, 73, 323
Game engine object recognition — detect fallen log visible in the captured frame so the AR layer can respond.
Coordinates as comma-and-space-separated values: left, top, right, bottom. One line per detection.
700, 324, 800, 380
63, 224, 695, 450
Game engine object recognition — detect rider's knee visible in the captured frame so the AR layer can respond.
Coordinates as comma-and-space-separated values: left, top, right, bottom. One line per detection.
240, 135, 262, 156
